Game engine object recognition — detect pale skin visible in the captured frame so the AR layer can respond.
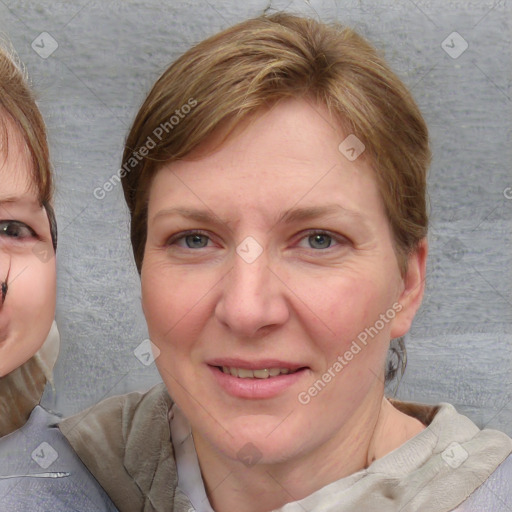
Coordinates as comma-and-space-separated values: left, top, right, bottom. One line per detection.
0, 120, 56, 377
142, 98, 427, 512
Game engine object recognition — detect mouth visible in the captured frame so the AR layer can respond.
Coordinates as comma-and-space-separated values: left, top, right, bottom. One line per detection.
207, 359, 308, 398
217, 366, 302, 379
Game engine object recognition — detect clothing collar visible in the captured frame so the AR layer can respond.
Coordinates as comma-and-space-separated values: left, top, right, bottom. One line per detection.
121, 385, 194, 511
61, 385, 512, 512
0, 321, 59, 437
166, 399, 512, 512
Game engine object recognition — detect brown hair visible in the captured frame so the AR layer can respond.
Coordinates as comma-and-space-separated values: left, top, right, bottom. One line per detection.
121, 13, 429, 277
0, 43, 57, 249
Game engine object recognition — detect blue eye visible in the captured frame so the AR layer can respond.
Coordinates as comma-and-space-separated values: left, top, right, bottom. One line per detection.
297, 231, 340, 250
307, 233, 332, 249
184, 234, 209, 248
168, 231, 211, 249
0, 220, 35, 240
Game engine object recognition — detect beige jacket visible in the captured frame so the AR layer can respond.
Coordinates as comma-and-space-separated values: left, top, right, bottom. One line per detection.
60, 384, 190, 511
59, 383, 512, 512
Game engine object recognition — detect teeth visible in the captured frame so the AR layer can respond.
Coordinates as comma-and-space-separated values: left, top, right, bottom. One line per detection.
253, 369, 269, 379
220, 367, 294, 379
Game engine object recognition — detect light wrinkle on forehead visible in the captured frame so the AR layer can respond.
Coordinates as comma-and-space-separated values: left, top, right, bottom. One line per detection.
150, 99, 386, 236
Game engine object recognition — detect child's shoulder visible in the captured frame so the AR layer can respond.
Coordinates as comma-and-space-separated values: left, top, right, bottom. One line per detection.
0, 405, 118, 511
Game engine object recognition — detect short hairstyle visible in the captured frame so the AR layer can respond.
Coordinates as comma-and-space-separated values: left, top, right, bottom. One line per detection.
121, 12, 430, 277
0, 43, 57, 250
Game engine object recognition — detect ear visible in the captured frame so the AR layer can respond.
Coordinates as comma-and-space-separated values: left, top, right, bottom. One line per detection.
390, 238, 428, 339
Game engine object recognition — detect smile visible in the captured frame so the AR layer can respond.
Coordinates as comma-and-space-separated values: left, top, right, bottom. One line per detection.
219, 366, 296, 379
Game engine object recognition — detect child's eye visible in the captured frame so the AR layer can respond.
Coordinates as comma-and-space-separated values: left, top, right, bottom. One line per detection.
0, 220, 36, 240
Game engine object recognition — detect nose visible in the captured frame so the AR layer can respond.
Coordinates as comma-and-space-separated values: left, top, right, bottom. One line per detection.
214, 249, 289, 339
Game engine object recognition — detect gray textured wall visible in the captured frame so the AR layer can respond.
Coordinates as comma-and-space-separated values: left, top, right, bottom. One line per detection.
1, 0, 510, 435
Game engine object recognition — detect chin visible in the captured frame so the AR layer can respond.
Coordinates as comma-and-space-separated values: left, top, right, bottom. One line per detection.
202, 414, 307, 465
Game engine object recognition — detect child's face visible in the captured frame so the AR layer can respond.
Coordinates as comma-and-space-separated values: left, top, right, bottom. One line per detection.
0, 122, 56, 377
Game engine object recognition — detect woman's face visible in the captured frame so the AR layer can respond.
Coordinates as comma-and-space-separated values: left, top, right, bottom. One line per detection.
142, 99, 425, 465
0, 123, 56, 377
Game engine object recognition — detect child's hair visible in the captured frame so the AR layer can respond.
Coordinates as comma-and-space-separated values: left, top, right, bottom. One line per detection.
0, 42, 57, 249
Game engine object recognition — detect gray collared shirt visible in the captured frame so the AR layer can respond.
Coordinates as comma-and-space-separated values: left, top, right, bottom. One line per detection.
0, 405, 118, 512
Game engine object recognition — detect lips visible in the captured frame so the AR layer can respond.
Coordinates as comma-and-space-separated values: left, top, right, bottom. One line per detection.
207, 358, 308, 399
208, 359, 305, 376
220, 366, 296, 379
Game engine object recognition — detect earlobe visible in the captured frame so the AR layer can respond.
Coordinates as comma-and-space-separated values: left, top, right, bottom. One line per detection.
390, 238, 428, 339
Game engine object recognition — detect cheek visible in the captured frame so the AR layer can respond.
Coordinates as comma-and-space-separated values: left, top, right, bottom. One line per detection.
141, 257, 212, 348
13, 257, 56, 327
11, 252, 57, 312
290, 269, 396, 347
141, 258, 215, 404
0, 256, 56, 376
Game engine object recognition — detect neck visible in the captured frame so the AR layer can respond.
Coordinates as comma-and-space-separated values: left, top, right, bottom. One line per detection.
194, 389, 425, 512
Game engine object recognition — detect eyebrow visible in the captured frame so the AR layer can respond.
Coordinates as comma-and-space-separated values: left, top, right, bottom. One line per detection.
0, 196, 41, 209
153, 204, 366, 227
276, 204, 365, 224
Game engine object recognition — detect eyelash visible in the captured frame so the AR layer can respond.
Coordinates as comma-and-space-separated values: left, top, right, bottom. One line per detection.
0, 220, 37, 242
166, 229, 347, 251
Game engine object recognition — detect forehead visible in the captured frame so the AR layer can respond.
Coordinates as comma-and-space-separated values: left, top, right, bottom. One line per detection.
149, 98, 385, 225
0, 115, 37, 198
